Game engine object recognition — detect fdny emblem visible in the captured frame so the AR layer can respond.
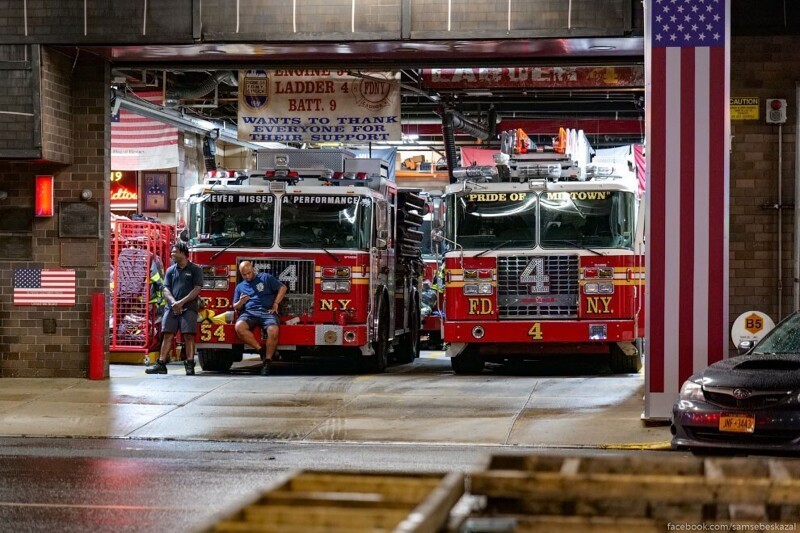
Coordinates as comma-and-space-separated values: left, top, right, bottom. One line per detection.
520, 257, 550, 294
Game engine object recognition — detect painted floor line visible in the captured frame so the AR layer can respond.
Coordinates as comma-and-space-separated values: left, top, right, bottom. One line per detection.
0, 501, 191, 511
0, 433, 674, 451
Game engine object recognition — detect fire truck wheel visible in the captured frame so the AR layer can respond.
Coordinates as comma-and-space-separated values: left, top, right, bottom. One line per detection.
197, 349, 234, 373
365, 299, 390, 373
451, 349, 484, 375
395, 301, 420, 365
609, 345, 642, 374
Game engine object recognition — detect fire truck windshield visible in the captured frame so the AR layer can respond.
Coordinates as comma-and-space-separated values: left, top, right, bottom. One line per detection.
449, 192, 537, 250
279, 194, 372, 250
539, 190, 634, 249
188, 193, 276, 248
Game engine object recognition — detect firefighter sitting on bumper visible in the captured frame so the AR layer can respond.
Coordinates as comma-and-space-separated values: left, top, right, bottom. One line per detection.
233, 261, 287, 376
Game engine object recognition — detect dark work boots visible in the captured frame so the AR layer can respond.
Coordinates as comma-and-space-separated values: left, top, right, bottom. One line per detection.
145, 360, 168, 374
184, 360, 196, 376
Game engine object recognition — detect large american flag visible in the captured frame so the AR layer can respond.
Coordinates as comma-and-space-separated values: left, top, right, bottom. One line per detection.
645, 0, 730, 419
13, 269, 76, 306
110, 91, 179, 171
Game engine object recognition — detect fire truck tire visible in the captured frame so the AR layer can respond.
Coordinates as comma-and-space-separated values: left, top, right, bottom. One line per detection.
364, 298, 390, 373
609, 346, 642, 374
395, 300, 420, 364
451, 349, 484, 375
197, 349, 234, 373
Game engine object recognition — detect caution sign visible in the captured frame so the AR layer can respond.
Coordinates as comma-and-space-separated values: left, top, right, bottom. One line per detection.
730, 97, 759, 121
730, 310, 775, 347
238, 70, 401, 143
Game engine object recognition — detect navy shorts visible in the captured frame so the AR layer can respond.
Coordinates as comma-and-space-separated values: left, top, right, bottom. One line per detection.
162, 308, 199, 335
237, 312, 279, 331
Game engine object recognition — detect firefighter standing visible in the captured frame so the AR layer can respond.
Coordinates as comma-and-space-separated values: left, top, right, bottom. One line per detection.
146, 242, 204, 375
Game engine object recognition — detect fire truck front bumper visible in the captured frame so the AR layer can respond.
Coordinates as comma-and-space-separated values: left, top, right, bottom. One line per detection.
444, 319, 636, 346
196, 323, 369, 349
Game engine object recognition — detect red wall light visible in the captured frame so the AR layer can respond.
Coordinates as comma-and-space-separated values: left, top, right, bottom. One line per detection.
35, 175, 54, 217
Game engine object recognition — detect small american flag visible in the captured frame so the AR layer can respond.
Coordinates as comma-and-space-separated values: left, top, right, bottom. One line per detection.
13, 269, 76, 306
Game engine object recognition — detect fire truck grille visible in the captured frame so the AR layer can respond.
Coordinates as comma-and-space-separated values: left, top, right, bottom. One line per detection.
241, 258, 315, 317
497, 255, 579, 319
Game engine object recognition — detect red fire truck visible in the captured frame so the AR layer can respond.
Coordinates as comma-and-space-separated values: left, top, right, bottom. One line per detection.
178, 152, 425, 372
432, 143, 645, 374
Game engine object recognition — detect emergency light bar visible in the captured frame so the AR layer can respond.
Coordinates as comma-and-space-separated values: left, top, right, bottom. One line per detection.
584, 164, 615, 178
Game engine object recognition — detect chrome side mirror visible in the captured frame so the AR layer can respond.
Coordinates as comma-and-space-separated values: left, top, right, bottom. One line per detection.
431, 229, 444, 243
432, 197, 444, 230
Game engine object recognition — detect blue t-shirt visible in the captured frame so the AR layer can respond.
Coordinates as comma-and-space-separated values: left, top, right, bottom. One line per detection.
233, 272, 284, 318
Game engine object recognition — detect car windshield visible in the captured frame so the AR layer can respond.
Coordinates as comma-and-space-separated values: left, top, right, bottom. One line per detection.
539, 190, 634, 249
279, 194, 372, 250
449, 191, 537, 250
753, 313, 800, 354
188, 193, 275, 247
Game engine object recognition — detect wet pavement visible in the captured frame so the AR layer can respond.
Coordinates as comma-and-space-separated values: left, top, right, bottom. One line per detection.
0, 437, 675, 533
0, 353, 669, 447
0, 353, 681, 531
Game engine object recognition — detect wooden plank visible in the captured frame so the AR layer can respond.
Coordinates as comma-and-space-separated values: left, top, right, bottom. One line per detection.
513, 515, 662, 533
289, 473, 440, 504
242, 504, 409, 528
470, 470, 715, 504
394, 471, 465, 533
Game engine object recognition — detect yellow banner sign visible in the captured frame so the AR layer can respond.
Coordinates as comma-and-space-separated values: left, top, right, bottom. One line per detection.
730, 97, 759, 121
238, 70, 401, 143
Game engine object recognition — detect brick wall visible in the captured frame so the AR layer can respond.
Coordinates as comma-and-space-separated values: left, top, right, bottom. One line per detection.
0, 49, 108, 378
729, 36, 798, 326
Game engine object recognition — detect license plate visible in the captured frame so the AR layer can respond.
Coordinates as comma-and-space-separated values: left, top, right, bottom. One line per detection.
719, 414, 755, 433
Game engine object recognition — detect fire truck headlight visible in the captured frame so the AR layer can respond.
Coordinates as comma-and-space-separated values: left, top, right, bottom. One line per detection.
335, 281, 351, 292
214, 279, 228, 290
321, 281, 337, 292
589, 324, 607, 340
598, 282, 615, 294
336, 267, 351, 278
584, 282, 599, 294
463, 284, 479, 295
598, 268, 614, 279
478, 283, 493, 295
464, 269, 478, 280
203, 279, 215, 289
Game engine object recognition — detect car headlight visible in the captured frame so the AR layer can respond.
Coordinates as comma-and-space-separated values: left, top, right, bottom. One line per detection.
214, 279, 228, 290
335, 281, 351, 292
584, 282, 598, 294
679, 380, 705, 401
321, 281, 337, 292
478, 283, 493, 295
202, 280, 215, 289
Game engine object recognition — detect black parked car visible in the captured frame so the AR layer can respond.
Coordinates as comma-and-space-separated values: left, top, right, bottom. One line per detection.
672, 313, 800, 452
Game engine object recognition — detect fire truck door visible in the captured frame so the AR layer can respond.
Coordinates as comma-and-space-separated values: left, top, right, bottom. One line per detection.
372, 199, 390, 326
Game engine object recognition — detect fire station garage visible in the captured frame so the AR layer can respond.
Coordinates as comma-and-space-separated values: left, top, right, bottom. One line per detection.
1, 1, 800, 531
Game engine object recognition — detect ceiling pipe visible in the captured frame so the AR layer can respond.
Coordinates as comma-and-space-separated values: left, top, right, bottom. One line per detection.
445, 109, 493, 141
166, 71, 238, 104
